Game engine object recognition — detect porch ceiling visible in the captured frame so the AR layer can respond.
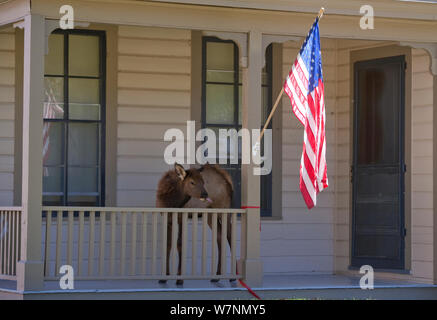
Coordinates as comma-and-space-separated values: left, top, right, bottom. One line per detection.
27, 0, 437, 43
149, 0, 437, 22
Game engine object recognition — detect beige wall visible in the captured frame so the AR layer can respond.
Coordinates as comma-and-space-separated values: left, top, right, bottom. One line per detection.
411, 48, 434, 281
258, 39, 337, 275
116, 26, 191, 206
0, 26, 15, 206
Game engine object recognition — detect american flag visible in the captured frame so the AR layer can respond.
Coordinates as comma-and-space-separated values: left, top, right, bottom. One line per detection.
284, 17, 328, 209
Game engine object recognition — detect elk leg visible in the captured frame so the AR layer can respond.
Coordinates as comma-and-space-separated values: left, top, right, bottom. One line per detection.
210, 219, 224, 282
226, 218, 236, 282
159, 221, 172, 284
176, 221, 183, 286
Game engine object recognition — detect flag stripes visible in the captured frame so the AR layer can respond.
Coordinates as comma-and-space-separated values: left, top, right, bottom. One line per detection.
284, 18, 328, 209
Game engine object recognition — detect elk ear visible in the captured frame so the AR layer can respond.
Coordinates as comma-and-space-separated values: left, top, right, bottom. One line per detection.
174, 163, 187, 180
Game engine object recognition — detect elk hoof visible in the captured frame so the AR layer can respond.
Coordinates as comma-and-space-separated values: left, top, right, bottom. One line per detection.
210, 279, 220, 283
176, 280, 184, 286
158, 280, 167, 284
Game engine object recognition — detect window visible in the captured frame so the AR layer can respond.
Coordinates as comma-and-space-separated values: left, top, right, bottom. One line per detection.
261, 44, 273, 217
43, 30, 106, 206
202, 37, 241, 208
201, 38, 274, 214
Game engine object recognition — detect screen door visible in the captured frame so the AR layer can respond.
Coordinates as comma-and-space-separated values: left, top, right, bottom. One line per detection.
351, 55, 406, 270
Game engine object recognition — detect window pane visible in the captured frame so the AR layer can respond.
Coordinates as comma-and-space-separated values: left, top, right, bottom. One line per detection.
43, 167, 64, 194
206, 41, 234, 71
44, 77, 65, 119
45, 34, 64, 75
69, 34, 100, 77
206, 84, 235, 124
206, 41, 234, 83
357, 66, 400, 165
69, 78, 100, 120
68, 123, 99, 166
207, 70, 234, 83
43, 122, 64, 166
68, 167, 98, 194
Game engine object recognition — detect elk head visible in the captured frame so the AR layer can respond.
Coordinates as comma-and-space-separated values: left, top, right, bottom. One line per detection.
174, 163, 212, 203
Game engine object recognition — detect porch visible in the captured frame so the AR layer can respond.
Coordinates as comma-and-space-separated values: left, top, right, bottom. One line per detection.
1, 274, 436, 300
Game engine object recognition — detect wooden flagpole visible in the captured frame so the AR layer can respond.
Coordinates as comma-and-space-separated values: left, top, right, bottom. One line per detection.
253, 7, 325, 155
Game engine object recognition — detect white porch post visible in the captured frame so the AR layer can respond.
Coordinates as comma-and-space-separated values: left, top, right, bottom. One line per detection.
239, 30, 263, 287
16, 14, 45, 291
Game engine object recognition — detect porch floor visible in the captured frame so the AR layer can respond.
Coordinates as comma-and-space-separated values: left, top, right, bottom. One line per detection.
1, 274, 436, 299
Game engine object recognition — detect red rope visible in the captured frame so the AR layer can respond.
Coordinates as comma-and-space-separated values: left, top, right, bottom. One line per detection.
236, 263, 261, 300
235, 205, 261, 300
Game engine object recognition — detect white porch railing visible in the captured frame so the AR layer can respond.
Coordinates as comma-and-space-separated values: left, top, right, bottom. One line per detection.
0, 208, 21, 280
42, 207, 246, 281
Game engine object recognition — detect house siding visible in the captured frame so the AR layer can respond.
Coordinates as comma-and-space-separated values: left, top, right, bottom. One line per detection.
259, 39, 338, 275
0, 27, 15, 206
411, 48, 434, 281
116, 26, 191, 206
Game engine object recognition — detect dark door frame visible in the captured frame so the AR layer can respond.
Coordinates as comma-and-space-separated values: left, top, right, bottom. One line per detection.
351, 55, 406, 270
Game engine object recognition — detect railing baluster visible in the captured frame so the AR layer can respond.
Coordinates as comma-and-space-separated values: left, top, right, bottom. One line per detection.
6, 211, 11, 275
67, 211, 74, 267
34, 207, 245, 282
55, 211, 62, 277
211, 213, 217, 277
120, 212, 127, 276
77, 211, 84, 276
231, 212, 237, 276
181, 212, 188, 276
171, 212, 178, 276
130, 212, 137, 276
88, 211, 95, 276
110, 211, 116, 275
44, 210, 52, 276
221, 212, 227, 276
99, 211, 106, 277
17, 211, 21, 265
11, 211, 17, 275
191, 213, 198, 275
141, 212, 147, 275
0, 211, 3, 274
161, 212, 167, 277
201, 212, 207, 276
151, 212, 158, 275
240, 210, 247, 268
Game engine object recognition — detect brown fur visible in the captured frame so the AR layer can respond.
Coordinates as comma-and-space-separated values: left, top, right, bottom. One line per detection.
156, 163, 208, 285
185, 163, 234, 281
185, 163, 233, 209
